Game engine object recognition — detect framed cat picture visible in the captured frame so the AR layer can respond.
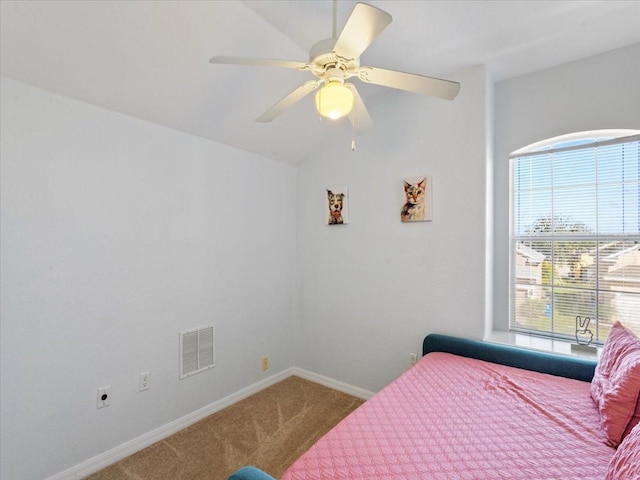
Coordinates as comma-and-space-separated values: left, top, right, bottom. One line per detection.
325, 185, 349, 225
401, 176, 432, 222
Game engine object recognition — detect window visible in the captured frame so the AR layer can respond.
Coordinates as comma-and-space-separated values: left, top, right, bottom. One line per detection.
510, 131, 640, 343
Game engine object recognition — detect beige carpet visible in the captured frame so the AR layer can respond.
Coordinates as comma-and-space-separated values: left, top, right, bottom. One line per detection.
85, 376, 364, 480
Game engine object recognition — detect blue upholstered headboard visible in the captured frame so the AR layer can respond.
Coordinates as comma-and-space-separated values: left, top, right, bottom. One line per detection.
423, 333, 597, 382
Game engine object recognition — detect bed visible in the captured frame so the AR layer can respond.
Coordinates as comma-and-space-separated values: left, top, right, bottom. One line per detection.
229, 325, 640, 480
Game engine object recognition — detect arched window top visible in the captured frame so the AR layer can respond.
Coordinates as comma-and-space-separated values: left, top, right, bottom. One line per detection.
511, 129, 640, 157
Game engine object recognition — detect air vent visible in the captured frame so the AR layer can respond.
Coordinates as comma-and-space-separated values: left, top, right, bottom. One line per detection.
180, 325, 215, 380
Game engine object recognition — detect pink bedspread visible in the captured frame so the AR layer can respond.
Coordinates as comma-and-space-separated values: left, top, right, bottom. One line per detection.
282, 352, 615, 479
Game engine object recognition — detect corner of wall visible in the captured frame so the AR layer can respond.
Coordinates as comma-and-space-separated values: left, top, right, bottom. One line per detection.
484, 66, 495, 339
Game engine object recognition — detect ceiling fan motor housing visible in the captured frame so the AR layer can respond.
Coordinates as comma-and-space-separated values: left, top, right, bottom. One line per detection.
309, 38, 359, 78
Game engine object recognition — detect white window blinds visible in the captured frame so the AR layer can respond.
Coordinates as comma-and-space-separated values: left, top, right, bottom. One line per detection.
510, 133, 640, 342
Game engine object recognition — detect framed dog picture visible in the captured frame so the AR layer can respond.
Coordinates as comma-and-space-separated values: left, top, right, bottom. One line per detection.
401, 176, 432, 222
325, 185, 349, 225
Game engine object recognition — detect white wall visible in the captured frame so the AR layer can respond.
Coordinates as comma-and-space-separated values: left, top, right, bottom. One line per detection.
493, 43, 640, 331
294, 66, 491, 393
0, 77, 297, 480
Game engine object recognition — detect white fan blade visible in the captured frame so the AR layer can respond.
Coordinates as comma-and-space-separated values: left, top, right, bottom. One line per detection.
345, 83, 374, 135
209, 55, 309, 71
257, 80, 323, 123
333, 3, 392, 61
358, 66, 460, 100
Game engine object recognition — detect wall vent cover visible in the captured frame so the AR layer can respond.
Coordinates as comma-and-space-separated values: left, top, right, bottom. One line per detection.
179, 325, 215, 379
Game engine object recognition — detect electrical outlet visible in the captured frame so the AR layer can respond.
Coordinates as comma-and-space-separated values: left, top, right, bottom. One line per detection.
261, 356, 269, 371
409, 353, 418, 365
139, 372, 150, 391
97, 385, 111, 409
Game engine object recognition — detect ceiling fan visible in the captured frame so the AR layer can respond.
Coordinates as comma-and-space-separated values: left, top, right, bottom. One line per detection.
210, 1, 460, 134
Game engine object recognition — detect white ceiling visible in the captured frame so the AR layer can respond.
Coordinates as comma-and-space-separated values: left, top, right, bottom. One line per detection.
2, 0, 639, 164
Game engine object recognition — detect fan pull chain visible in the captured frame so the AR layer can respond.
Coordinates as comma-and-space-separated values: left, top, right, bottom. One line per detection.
351, 105, 356, 151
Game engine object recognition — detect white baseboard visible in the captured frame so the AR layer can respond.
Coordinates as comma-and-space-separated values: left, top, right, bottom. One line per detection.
45, 368, 295, 480
290, 367, 375, 400
45, 368, 371, 480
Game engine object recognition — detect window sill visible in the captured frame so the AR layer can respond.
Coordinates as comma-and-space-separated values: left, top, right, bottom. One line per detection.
485, 331, 601, 360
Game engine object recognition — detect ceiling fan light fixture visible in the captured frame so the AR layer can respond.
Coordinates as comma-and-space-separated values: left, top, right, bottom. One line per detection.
315, 81, 354, 120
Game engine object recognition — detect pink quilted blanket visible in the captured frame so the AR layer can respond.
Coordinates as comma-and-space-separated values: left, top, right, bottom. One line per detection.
282, 352, 614, 479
